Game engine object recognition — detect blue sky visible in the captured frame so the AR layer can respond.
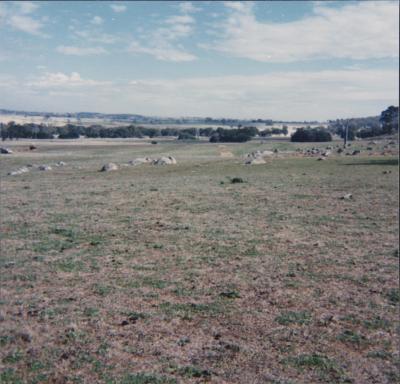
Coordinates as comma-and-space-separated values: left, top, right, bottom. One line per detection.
0, 1, 398, 120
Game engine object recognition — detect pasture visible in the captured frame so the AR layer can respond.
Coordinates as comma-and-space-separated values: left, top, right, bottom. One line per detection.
0, 138, 398, 383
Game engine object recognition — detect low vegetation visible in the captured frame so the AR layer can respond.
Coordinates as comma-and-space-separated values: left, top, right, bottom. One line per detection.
0, 137, 398, 383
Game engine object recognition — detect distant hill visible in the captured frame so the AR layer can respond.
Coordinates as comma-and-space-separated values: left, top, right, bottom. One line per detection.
0, 108, 322, 126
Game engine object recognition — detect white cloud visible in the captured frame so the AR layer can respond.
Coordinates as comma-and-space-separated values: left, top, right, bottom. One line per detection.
179, 2, 200, 13
8, 14, 46, 36
6, 68, 396, 120
90, 15, 103, 25
17, 1, 38, 14
127, 9, 196, 61
128, 41, 197, 62
27, 72, 108, 88
73, 29, 119, 44
223, 1, 250, 11
210, 1, 399, 62
165, 14, 195, 25
0, 2, 47, 36
110, 4, 127, 13
120, 69, 398, 119
56, 45, 107, 56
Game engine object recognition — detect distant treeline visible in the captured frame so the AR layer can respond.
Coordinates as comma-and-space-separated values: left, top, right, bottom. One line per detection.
3, 105, 396, 143
0, 122, 288, 142
0, 123, 211, 140
327, 106, 398, 140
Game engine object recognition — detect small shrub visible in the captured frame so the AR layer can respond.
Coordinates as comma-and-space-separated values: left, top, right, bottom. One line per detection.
220, 290, 241, 299
178, 366, 212, 378
230, 177, 244, 184
386, 288, 399, 304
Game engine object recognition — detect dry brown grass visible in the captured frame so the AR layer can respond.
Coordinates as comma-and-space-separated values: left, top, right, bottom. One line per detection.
0, 138, 398, 383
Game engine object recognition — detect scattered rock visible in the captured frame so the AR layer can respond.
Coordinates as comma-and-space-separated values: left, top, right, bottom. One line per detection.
262, 150, 274, 156
8, 167, 29, 176
55, 161, 66, 167
0, 147, 13, 154
4, 261, 16, 267
153, 156, 177, 165
38, 165, 52, 171
245, 157, 266, 165
383, 170, 392, 174
337, 148, 344, 154
177, 337, 191, 346
340, 193, 353, 200
100, 163, 118, 172
352, 150, 361, 155
129, 157, 152, 166
317, 157, 326, 161
219, 148, 235, 158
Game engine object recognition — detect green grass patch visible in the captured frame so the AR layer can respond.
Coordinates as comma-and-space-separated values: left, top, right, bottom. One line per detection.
56, 257, 85, 272
363, 316, 391, 330
83, 307, 100, 317
284, 353, 347, 381
119, 373, 177, 384
275, 311, 312, 325
177, 366, 212, 379
0, 368, 23, 384
337, 330, 367, 346
93, 284, 113, 296
367, 350, 392, 359
2, 350, 23, 364
142, 276, 169, 289
159, 301, 224, 320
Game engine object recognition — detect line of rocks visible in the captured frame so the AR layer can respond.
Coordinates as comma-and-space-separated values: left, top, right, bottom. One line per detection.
244, 150, 276, 165
7, 161, 66, 176
100, 156, 177, 172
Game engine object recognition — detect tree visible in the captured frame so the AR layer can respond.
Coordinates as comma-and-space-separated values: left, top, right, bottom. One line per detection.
291, 128, 332, 142
209, 127, 257, 143
380, 106, 399, 134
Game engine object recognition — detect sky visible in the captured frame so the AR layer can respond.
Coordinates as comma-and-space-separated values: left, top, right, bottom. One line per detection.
0, 0, 398, 121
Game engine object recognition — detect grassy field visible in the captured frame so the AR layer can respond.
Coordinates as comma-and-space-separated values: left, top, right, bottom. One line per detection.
0, 138, 398, 384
